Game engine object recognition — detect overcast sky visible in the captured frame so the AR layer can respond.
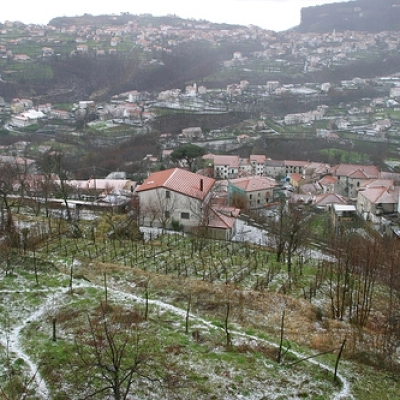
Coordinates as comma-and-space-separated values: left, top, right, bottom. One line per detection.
2, 0, 348, 31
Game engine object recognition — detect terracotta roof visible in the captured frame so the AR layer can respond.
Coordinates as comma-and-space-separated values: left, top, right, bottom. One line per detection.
359, 179, 394, 190
213, 155, 240, 168
284, 160, 309, 167
330, 164, 380, 179
202, 153, 215, 160
314, 193, 347, 206
229, 176, 276, 192
359, 187, 399, 204
290, 173, 303, 183
304, 162, 330, 174
136, 168, 215, 201
208, 208, 237, 230
250, 154, 267, 163
319, 175, 338, 185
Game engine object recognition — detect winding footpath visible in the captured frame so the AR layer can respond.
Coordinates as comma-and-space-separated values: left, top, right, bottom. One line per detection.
1, 280, 353, 399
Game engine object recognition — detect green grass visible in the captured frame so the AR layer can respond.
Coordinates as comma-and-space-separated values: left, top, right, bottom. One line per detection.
0, 213, 399, 398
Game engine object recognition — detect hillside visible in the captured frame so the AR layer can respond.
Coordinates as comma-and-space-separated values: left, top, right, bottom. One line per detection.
1, 215, 400, 399
297, 0, 400, 33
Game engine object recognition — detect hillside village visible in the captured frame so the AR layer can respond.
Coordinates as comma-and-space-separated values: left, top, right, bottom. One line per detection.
3, 8, 400, 400
1, 14, 400, 238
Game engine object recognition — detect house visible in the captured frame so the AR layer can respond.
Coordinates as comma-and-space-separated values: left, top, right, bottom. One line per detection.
76, 44, 88, 54
285, 160, 309, 176
266, 80, 280, 93
357, 185, 399, 224
318, 175, 340, 194
41, 47, 54, 57
66, 178, 136, 201
203, 207, 239, 240
11, 98, 33, 113
237, 134, 251, 144
136, 168, 216, 232
49, 109, 73, 120
13, 54, 30, 61
264, 159, 285, 179
335, 119, 350, 130
330, 164, 380, 198
289, 173, 304, 189
10, 109, 46, 128
211, 155, 240, 179
181, 127, 203, 139
331, 204, 357, 233
314, 192, 348, 210
390, 85, 400, 98
303, 162, 330, 181
228, 176, 276, 209
250, 155, 267, 176
239, 158, 252, 176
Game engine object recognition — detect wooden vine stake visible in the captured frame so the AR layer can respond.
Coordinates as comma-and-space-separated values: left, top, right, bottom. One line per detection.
334, 337, 346, 383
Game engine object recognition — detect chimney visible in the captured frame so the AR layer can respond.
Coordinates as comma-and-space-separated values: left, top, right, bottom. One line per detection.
200, 178, 204, 192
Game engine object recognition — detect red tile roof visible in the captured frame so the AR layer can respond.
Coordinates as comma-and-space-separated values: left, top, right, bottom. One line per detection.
250, 154, 267, 163
319, 175, 338, 185
136, 168, 215, 201
359, 187, 399, 204
208, 208, 237, 230
315, 193, 347, 206
229, 176, 276, 192
330, 164, 380, 179
213, 155, 240, 168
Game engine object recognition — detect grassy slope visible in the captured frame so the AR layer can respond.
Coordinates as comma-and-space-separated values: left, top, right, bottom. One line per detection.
0, 222, 399, 399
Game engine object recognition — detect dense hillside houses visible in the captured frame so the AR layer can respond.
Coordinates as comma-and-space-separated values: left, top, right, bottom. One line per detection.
2, 15, 400, 237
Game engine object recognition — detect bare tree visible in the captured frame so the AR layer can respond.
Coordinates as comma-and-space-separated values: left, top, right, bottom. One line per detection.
70, 302, 164, 400
38, 151, 74, 222
0, 160, 24, 246
266, 196, 312, 286
326, 231, 382, 326
98, 211, 142, 241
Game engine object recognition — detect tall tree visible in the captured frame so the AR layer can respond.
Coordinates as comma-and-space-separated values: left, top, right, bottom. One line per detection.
266, 195, 312, 287
170, 144, 206, 172
0, 160, 27, 246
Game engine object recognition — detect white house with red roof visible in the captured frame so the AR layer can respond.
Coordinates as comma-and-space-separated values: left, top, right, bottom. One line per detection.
207, 155, 240, 179
136, 168, 222, 233
250, 155, 267, 176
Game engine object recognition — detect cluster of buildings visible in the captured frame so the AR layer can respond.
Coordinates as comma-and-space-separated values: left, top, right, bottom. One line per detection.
2, 17, 400, 237
134, 153, 400, 238
2, 138, 400, 239
2, 15, 399, 72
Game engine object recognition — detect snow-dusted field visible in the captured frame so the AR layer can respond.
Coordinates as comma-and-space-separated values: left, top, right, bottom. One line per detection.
0, 269, 354, 400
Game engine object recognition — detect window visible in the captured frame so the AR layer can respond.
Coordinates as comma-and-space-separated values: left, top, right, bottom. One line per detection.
165, 211, 170, 218
181, 212, 190, 220
166, 190, 170, 199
